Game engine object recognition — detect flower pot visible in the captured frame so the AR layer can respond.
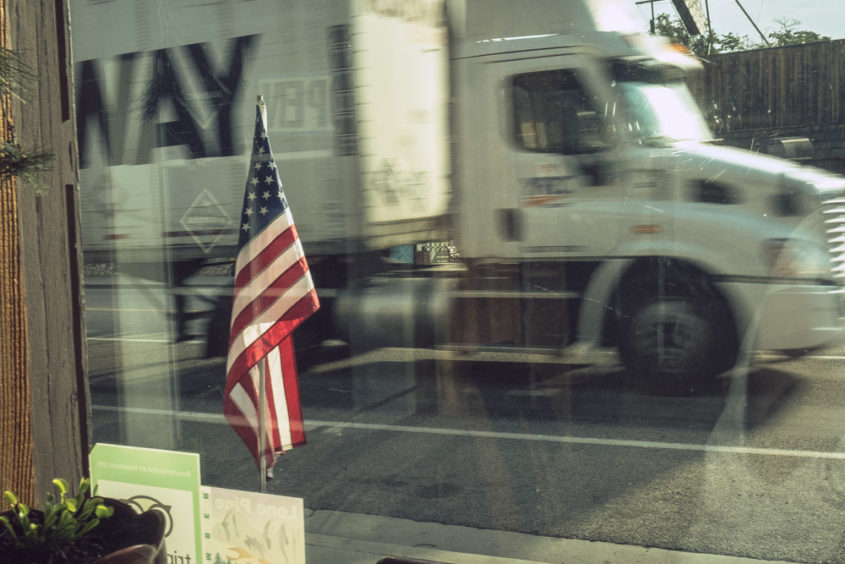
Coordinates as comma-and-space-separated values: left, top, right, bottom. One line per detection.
92, 499, 167, 564
0, 498, 166, 564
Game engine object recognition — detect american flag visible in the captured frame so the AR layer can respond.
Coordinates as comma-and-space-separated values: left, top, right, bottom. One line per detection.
224, 97, 319, 475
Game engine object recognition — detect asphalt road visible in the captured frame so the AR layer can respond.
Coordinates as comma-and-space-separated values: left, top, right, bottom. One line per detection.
84, 279, 845, 563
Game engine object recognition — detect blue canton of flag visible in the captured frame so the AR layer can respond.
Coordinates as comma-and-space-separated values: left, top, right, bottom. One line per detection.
238, 119, 288, 246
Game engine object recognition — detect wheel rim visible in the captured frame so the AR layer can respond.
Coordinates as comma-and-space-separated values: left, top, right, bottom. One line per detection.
628, 298, 713, 377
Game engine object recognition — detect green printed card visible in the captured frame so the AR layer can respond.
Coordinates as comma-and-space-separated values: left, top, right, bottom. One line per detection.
89, 443, 202, 562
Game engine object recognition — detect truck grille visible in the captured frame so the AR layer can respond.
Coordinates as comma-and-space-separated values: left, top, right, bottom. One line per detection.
822, 196, 845, 283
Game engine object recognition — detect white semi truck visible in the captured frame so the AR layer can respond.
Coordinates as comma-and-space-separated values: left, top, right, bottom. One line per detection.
71, 0, 845, 384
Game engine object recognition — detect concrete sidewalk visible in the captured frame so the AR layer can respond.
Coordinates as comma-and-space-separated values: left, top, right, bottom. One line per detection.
304, 510, 792, 564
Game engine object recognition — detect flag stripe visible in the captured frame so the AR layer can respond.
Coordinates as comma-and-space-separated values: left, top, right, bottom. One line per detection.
266, 348, 290, 449
226, 383, 257, 430
236, 206, 294, 270
230, 249, 308, 338
278, 337, 306, 447
225, 377, 259, 442
226, 287, 319, 386
226, 273, 316, 376
224, 379, 276, 471
262, 354, 284, 451
233, 213, 297, 289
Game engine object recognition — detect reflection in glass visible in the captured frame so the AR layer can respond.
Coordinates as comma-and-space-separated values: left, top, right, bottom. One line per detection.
618, 81, 713, 144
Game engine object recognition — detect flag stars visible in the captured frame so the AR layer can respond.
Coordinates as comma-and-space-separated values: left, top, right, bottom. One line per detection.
239, 109, 291, 236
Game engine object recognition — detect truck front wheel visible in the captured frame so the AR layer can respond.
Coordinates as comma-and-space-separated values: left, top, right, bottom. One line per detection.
619, 292, 737, 387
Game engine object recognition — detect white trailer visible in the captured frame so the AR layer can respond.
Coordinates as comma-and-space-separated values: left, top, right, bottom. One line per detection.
72, 0, 450, 262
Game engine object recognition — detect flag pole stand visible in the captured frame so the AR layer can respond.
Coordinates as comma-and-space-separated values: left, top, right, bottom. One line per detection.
258, 358, 268, 492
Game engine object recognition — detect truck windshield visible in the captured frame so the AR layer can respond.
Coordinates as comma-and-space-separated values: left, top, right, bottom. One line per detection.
618, 81, 713, 144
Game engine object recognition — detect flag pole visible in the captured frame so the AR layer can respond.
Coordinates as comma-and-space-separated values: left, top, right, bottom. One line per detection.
258, 356, 268, 492
257, 94, 269, 493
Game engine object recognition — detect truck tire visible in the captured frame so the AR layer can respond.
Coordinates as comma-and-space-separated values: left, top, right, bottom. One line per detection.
619, 289, 737, 388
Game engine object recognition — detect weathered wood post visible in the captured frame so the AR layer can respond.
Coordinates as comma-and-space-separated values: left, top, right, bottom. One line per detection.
0, 0, 88, 507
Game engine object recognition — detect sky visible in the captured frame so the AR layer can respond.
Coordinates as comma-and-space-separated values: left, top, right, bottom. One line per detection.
634, 0, 844, 41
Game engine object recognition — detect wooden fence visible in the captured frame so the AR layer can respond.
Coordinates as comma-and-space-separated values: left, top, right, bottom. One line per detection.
686, 39, 845, 136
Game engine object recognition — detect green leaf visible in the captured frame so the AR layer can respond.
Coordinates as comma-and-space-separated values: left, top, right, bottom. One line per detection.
76, 518, 101, 538
0, 515, 17, 540
0, 477, 117, 550
24, 522, 40, 542
58, 510, 75, 528
43, 507, 60, 530
77, 501, 93, 521
0, 47, 37, 101
16, 503, 31, 528
52, 478, 69, 497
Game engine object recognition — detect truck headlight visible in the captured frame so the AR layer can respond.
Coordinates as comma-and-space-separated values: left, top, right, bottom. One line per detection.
761, 239, 831, 280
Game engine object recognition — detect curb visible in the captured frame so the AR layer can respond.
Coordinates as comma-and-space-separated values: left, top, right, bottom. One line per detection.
304, 510, 793, 564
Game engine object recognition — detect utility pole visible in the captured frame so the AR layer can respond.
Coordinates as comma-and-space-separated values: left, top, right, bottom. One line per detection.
635, 0, 661, 34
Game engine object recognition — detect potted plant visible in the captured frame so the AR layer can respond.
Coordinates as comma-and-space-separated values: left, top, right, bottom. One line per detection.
0, 478, 166, 563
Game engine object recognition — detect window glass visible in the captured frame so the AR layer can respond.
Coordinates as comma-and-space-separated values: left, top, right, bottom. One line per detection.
513, 70, 608, 153
70, 2, 845, 563
617, 80, 713, 143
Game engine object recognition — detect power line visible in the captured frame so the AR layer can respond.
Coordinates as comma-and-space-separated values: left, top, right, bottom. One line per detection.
733, 0, 771, 46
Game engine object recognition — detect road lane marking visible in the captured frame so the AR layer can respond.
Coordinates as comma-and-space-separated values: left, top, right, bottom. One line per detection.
506, 388, 561, 397
86, 307, 169, 313
88, 336, 171, 343
91, 405, 845, 461
787, 355, 845, 361
83, 338, 845, 362
306, 420, 845, 460
757, 353, 845, 361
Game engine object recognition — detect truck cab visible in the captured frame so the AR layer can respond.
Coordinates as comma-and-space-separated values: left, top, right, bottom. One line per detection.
448, 0, 845, 383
